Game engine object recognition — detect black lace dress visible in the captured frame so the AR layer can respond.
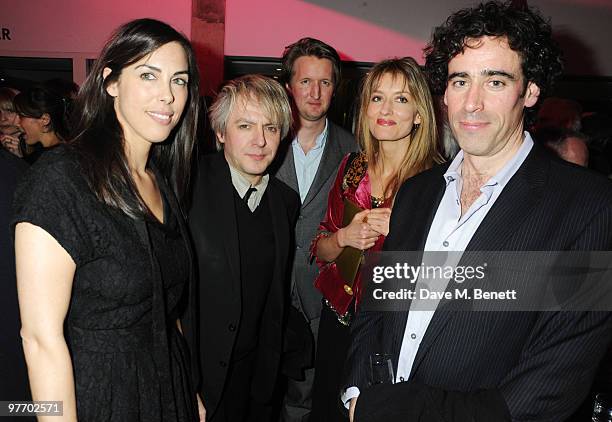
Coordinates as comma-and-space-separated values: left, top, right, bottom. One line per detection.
12, 147, 197, 422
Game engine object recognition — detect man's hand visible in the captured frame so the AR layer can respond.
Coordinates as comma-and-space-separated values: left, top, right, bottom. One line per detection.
349, 397, 358, 422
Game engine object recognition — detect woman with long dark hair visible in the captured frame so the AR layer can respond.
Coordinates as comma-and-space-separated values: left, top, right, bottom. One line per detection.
13, 19, 203, 421
309, 57, 443, 421
15, 84, 70, 141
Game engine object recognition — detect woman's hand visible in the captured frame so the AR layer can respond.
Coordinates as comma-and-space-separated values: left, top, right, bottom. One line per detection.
1, 133, 23, 157
197, 393, 206, 422
337, 210, 380, 250
365, 208, 391, 237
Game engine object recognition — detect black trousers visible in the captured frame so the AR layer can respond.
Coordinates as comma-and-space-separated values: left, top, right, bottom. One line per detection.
310, 303, 352, 422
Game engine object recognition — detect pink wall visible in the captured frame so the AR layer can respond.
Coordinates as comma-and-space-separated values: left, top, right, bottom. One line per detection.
224, 0, 612, 76
2, 0, 612, 81
224, 0, 426, 63
0, 0, 192, 83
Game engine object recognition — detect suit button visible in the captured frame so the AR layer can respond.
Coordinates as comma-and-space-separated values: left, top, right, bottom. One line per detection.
296, 245, 302, 250
298, 215, 304, 220
219, 361, 227, 368
228, 323, 236, 332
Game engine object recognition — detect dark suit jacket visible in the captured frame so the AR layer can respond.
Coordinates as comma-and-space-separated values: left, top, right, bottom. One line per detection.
347, 145, 612, 422
188, 152, 300, 417
0, 150, 32, 412
273, 121, 358, 321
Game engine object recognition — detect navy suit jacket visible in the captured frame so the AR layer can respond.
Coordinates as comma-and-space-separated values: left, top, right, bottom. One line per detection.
347, 145, 612, 421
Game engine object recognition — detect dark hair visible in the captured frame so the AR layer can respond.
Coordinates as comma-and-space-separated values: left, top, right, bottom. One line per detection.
281, 37, 341, 88
70, 18, 200, 218
535, 97, 582, 132
14, 83, 72, 140
534, 126, 587, 148
46, 78, 80, 99
424, 1, 563, 100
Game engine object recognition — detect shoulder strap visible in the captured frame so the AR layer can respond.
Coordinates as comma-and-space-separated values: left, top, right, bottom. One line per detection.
342, 152, 368, 191
343, 152, 359, 178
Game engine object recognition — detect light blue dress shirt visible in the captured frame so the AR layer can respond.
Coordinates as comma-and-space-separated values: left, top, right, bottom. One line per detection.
292, 119, 328, 202
342, 132, 535, 407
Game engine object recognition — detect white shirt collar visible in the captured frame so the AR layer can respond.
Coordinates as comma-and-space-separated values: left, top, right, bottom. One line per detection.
228, 162, 269, 211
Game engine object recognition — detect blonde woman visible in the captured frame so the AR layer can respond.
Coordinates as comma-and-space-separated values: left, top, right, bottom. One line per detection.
309, 57, 443, 421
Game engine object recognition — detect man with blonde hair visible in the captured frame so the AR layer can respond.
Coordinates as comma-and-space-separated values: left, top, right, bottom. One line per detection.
188, 74, 300, 422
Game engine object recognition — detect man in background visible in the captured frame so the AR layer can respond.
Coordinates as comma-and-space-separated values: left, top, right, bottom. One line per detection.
535, 126, 590, 167
273, 37, 357, 422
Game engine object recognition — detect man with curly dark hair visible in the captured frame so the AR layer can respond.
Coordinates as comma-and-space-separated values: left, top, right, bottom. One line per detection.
343, 2, 612, 421
424, 0, 563, 129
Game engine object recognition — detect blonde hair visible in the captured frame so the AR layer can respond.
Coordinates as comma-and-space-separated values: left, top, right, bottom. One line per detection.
0, 87, 18, 112
209, 74, 292, 149
357, 57, 443, 199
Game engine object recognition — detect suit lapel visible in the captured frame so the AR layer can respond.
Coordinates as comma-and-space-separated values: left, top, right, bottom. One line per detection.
302, 122, 343, 208
411, 170, 447, 251
389, 167, 448, 367
210, 153, 241, 295
275, 140, 299, 193
267, 182, 290, 310
465, 146, 548, 251
408, 145, 549, 378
